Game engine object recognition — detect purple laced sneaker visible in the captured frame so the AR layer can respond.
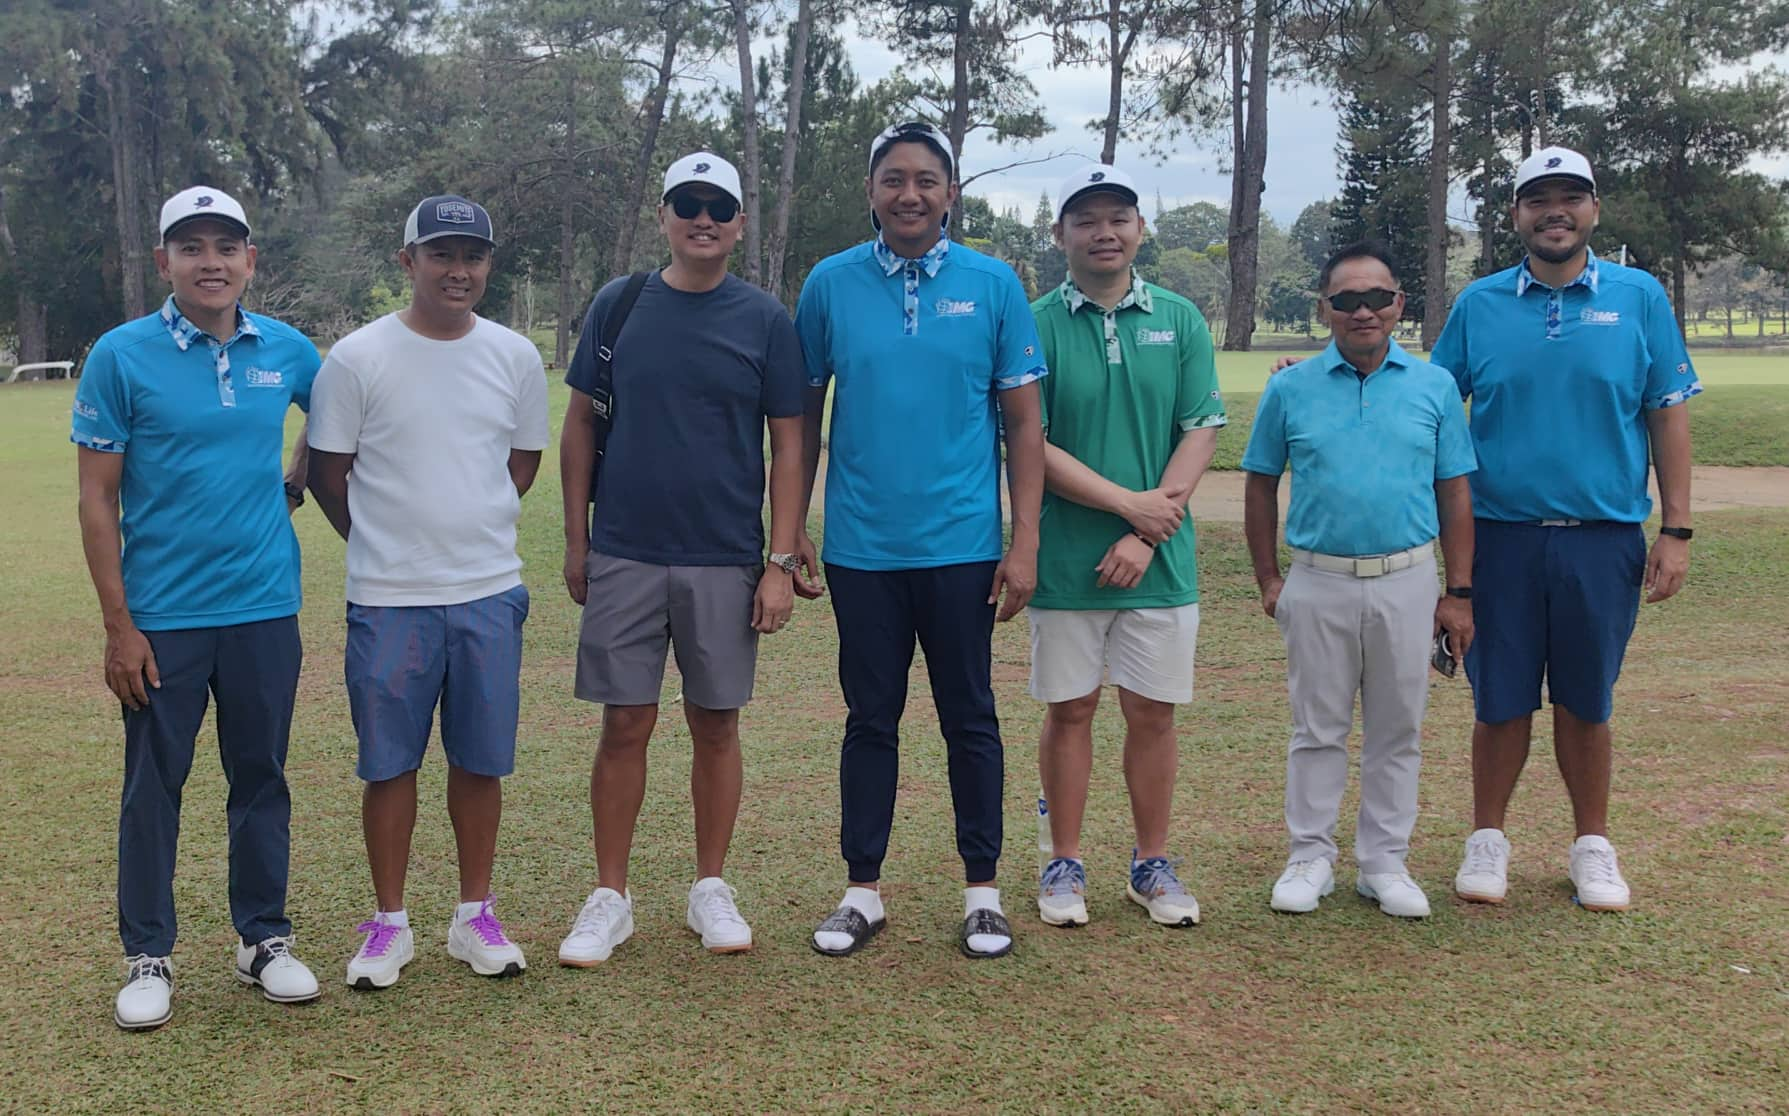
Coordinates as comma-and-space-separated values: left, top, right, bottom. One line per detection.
355, 920, 403, 959
465, 899, 512, 947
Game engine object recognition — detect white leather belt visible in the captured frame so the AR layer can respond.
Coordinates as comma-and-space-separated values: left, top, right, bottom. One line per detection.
1292, 543, 1432, 578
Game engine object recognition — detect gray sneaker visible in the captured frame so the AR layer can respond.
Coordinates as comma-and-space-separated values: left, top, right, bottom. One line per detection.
1127, 853, 1201, 926
1037, 857, 1088, 927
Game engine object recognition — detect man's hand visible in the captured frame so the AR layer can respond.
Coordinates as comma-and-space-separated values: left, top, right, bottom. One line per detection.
1269, 355, 1300, 374
753, 567, 795, 634
563, 540, 589, 606
989, 540, 1037, 621
794, 532, 825, 599
105, 624, 159, 710
1120, 488, 1186, 545
1434, 596, 1474, 661
286, 494, 301, 517
1259, 575, 1285, 618
1645, 534, 1689, 603
1095, 533, 1155, 590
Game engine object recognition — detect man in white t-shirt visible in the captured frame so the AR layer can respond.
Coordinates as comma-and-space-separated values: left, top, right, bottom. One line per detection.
308, 195, 550, 990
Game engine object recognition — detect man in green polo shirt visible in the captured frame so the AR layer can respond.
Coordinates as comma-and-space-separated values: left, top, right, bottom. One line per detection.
1028, 164, 1226, 929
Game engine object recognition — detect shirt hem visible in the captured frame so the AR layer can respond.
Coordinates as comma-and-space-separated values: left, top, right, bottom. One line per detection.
591, 543, 764, 568
823, 550, 1003, 572
132, 602, 300, 632
346, 573, 524, 608
1030, 591, 1199, 611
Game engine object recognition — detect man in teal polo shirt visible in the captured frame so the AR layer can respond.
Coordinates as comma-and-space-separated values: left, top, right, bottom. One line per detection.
1243, 241, 1476, 919
1027, 164, 1225, 930
1433, 148, 1699, 913
796, 121, 1046, 959
73, 186, 322, 1029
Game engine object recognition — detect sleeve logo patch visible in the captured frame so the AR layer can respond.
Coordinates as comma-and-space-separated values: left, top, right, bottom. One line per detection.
244, 368, 286, 387
1677, 362, 1690, 375
73, 400, 100, 420
935, 298, 977, 317
1135, 327, 1176, 345
1579, 308, 1620, 325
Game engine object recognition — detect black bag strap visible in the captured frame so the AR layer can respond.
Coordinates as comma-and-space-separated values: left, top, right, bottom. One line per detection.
587, 270, 652, 504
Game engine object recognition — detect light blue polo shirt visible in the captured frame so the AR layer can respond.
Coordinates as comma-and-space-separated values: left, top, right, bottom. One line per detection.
1431, 250, 1701, 524
795, 236, 1047, 570
70, 297, 321, 630
1241, 339, 1477, 557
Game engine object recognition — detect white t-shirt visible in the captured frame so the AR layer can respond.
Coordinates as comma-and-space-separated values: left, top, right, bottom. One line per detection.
307, 313, 550, 606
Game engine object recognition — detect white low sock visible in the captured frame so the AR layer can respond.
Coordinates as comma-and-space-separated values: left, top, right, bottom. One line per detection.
377, 909, 409, 929
964, 886, 1009, 955
814, 886, 883, 951
454, 900, 485, 924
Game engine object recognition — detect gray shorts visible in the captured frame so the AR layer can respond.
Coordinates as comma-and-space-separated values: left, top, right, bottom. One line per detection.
575, 551, 761, 710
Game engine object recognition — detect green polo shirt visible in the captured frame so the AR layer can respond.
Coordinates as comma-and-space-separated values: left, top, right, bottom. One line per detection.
1030, 274, 1226, 610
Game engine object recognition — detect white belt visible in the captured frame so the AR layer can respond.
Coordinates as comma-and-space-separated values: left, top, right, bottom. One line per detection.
1292, 543, 1432, 578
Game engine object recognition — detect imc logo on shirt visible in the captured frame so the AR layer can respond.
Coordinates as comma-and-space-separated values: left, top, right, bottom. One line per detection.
244, 368, 285, 387
1136, 327, 1176, 345
934, 298, 977, 317
1580, 309, 1621, 325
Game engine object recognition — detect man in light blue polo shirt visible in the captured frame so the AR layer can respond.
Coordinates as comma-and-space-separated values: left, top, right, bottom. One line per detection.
73, 186, 322, 1030
1243, 241, 1476, 919
1433, 147, 1699, 913
795, 121, 1046, 959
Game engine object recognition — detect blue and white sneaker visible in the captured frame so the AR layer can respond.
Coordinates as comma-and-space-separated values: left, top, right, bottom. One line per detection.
1127, 852, 1201, 926
1037, 857, 1088, 927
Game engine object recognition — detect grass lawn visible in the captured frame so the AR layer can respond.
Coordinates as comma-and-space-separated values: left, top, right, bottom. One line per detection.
3, 379, 1786, 1110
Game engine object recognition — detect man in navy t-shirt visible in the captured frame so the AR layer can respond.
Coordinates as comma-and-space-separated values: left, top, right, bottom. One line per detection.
556, 152, 811, 964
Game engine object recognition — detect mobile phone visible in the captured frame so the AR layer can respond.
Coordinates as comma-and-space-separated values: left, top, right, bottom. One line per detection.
1431, 631, 1457, 678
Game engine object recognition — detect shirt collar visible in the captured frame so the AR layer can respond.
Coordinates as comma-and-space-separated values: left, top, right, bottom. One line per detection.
1321, 337, 1410, 376
1058, 270, 1152, 316
873, 233, 950, 278
1515, 246, 1600, 297
159, 294, 258, 352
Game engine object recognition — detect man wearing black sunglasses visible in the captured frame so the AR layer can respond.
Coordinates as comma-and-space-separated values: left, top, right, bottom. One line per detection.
1242, 241, 1477, 919
557, 151, 811, 965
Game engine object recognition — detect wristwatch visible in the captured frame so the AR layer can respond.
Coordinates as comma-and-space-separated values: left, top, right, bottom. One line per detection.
767, 552, 800, 573
1445, 586, 1472, 599
1658, 526, 1693, 541
283, 481, 305, 508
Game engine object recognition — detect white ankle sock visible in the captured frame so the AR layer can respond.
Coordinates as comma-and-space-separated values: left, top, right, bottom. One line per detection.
377, 909, 409, 929
814, 886, 883, 951
454, 900, 486, 923
964, 886, 1009, 955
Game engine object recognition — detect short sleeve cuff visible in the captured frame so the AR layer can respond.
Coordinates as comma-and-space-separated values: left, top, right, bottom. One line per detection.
70, 433, 125, 453
1181, 413, 1228, 432
996, 366, 1047, 391
1647, 381, 1703, 410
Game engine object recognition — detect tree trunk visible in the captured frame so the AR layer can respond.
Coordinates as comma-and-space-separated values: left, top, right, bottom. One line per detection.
557, 67, 578, 368
1724, 304, 1732, 340
947, 0, 971, 235
1102, 0, 1123, 164
1671, 256, 1687, 335
0, 183, 49, 365
613, 21, 683, 276
766, 0, 814, 302
731, 0, 763, 285
1223, 3, 1270, 351
97, 33, 148, 319
1422, 13, 1453, 350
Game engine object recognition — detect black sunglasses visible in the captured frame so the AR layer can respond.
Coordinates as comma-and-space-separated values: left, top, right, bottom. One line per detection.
669, 192, 739, 223
1326, 288, 1399, 313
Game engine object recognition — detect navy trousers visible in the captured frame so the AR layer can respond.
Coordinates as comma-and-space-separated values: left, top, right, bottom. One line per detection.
827, 562, 1004, 883
118, 616, 301, 956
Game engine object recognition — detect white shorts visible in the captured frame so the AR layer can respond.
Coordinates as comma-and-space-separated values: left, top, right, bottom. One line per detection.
1027, 603, 1200, 704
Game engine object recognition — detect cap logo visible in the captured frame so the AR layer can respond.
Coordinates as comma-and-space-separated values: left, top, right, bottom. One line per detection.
194, 195, 214, 208
435, 200, 476, 224
1545, 156, 1562, 168
694, 162, 711, 173
1089, 171, 1106, 182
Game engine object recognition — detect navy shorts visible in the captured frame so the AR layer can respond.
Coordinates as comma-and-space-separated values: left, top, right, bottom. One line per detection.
1465, 520, 1644, 724
345, 585, 530, 782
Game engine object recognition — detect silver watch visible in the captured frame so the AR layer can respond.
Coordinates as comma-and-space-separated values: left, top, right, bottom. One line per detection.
767, 552, 800, 574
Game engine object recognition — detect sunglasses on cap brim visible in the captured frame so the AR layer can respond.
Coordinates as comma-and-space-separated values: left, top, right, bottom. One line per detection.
668, 192, 739, 223
1326, 288, 1399, 313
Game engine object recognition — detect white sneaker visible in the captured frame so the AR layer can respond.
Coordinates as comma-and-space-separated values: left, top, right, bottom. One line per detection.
558, 887, 634, 966
1356, 871, 1432, 918
1037, 857, 1089, 927
234, 935, 321, 1003
686, 877, 753, 953
1127, 854, 1200, 926
115, 954, 173, 1031
345, 919, 414, 990
1569, 835, 1631, 912
1270, 858, 1335, 913
446, 898, 527, 977
1455, 828, 1512, 904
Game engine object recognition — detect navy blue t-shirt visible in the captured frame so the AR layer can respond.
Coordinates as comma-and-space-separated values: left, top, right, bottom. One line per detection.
566, 271, 805, 565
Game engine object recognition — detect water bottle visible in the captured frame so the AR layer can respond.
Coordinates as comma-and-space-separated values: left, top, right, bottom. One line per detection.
1036, 793, 1053, 865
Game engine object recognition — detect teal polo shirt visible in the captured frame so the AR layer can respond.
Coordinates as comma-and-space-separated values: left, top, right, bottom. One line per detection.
795, 236, 1047, 570
1431, 250, 1701, 524
1241, 339, 1477, 557
70, 297, 321, 630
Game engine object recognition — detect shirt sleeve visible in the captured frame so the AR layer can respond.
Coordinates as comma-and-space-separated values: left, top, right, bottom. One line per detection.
1431, 298, 1470, 400
1174, 308, 1227, 432
1641, 278, 1701, 410
1032, 308, 1055, 436
564, 280, 618, 396
794, 272, 831, 389
289, 338, 323, 414
70, 338, 129, 453
1434, 379, 1478, 480
1239, 376, 1289, 477
993, 270, 1048, 392
304, 351, 364, 454
513, 345, 551, 451
762, 307, 806, 419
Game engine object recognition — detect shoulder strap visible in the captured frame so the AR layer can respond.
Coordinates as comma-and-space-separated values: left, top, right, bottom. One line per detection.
587, 270, 652, 505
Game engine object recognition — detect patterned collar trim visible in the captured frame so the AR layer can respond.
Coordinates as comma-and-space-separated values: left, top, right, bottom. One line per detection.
159, 295, 258, 352
1516, 247, 1600, 297
873, 234, 950, 278
1059, 270, 1152, 316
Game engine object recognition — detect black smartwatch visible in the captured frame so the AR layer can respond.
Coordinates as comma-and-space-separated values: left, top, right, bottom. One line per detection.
1659, 526, 1693, 541
284, 481, 305, 508
1445, 586, 1472, 599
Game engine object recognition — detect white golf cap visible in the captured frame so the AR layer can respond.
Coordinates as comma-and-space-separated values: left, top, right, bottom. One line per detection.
159, 186, 251, 240
663, 152, 743, 206
1514, 146, 1596, 197
1056, 163, 1140, 220
867, 121, 955, 178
